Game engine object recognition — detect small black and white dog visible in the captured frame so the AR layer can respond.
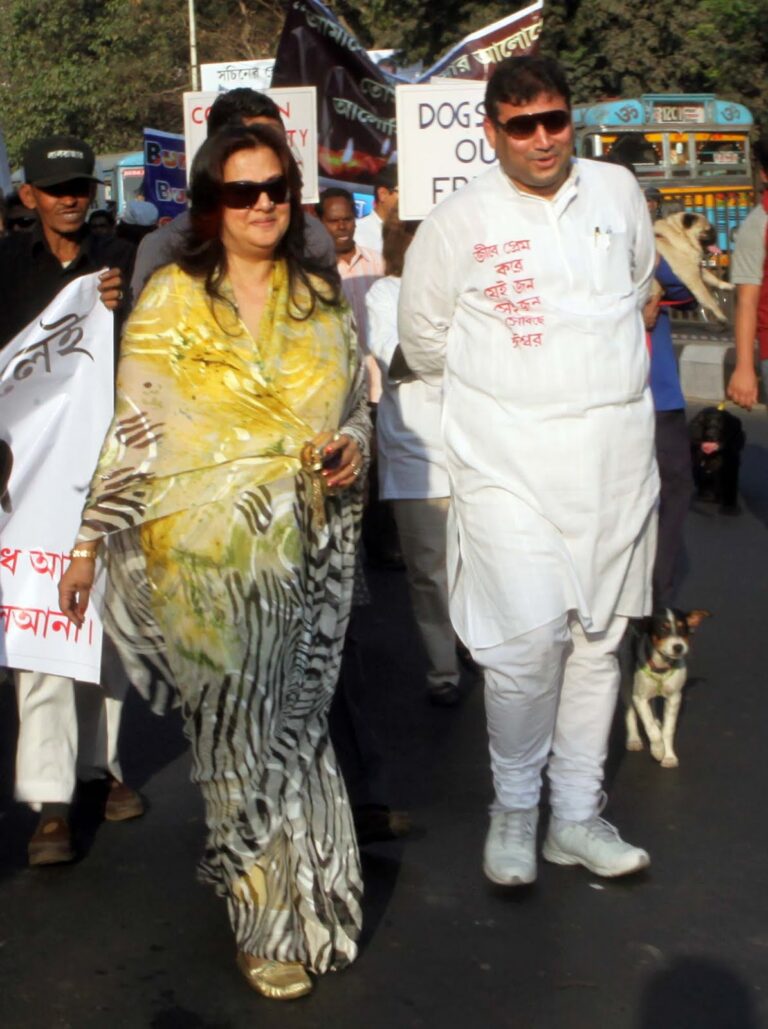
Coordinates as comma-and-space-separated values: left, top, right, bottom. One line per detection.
689, 406, 745, 514
624, 608, 710, 768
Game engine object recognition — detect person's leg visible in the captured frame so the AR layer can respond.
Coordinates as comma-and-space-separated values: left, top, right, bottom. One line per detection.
475, 616, 571, 885
544, 615, 649, 877
653, 409, 694, 607
547, 615, 628, 822
480, 616, 571, 813
329, 614, 383, 809
75, 636, 144, 821
14, 670, 77, 864
76, 636, 129, 783
392, 497, 460, 696
14, 670, 77, 805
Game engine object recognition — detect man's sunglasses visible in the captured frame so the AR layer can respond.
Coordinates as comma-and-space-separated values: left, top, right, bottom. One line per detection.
494, 109, 571, 140
220, 177, 289, 209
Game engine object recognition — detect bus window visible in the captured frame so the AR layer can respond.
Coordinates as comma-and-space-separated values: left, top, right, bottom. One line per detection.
695, 137, 746, 177
598, 133, 662, 174
614, 135, 661, 173
120, 167, 144, 206
667, 136, 692, 175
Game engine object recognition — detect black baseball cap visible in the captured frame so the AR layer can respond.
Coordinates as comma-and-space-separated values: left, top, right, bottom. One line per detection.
23, 135, 101, 188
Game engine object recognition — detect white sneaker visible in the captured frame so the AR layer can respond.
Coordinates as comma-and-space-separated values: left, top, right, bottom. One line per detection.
543, 814, 650, 878
483, 808, 538, 885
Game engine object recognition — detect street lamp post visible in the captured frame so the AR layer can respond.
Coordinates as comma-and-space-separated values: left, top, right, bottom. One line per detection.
188, 0, 200, 90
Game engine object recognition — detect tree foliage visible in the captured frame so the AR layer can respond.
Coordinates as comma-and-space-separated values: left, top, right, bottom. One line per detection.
538, 0, 768, 130
0, 0, 766, 167
343, 0, 768, 130
0, 0, 283, 163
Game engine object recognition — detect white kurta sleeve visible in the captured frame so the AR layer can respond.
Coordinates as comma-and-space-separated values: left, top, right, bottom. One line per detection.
397, 217, 456, 387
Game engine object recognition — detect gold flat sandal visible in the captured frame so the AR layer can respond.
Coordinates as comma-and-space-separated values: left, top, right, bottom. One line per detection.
236, 952, 313, 1000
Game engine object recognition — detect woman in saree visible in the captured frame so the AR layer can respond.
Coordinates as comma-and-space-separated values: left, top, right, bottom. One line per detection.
58, 124, 370, 1000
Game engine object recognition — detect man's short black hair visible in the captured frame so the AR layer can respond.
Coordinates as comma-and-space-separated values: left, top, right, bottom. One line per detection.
485, 56, 572, 122
316, 187, 355, 218
753, 136, 768, 176
207, 88, 283, 137
373, 164, 398, 191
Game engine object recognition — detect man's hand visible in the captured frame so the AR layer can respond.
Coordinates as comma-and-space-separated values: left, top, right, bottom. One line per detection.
728, 283, 761, 410
643, 294, 661, 331
97, 267, 125, 311
726, 366, 759, 411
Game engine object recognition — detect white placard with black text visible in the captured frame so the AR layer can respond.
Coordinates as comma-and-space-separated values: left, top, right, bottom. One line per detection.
183, 88, 319, 204
396, 81, 497, 220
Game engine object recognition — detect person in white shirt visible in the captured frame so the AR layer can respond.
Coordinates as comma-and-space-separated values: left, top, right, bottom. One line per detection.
355, 165, 399, 255
366, 215, 463, 707
398, 56, 657, 886
318, 187, 403, 569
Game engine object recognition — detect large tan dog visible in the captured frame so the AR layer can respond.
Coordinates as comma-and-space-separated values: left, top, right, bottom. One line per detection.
652, 212, 733, 322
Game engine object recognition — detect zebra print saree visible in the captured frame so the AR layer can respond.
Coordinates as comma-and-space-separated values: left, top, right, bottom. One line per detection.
76, 262, 370, 973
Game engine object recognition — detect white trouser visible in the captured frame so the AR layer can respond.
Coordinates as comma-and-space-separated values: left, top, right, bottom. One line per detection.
14, 638, 129, 805
476, 613, 628, 823
391, 497, 459, 689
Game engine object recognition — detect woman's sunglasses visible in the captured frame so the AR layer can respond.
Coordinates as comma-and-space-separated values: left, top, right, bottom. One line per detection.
221, 176, 289, 209
494, 109, 571, 140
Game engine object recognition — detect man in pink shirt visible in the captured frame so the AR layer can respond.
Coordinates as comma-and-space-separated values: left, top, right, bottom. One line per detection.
317, 187, 385, 402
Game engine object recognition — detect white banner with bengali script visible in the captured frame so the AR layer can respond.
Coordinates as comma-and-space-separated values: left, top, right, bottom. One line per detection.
0, 273, 113, 682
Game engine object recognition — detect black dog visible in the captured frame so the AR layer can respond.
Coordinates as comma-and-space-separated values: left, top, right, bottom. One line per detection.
688, 406, 745, 514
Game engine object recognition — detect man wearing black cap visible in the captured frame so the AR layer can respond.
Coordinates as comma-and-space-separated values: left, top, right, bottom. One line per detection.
355, 164, 398, 254
0, 134, 133, 349
0, 134, 140, 867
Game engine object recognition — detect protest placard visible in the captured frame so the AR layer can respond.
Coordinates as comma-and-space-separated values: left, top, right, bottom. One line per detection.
201, 59, 275, 92
0, 274, 113, 683
396, 81, 496, 220
143, 128, 186, 222
183, 87, 319, 203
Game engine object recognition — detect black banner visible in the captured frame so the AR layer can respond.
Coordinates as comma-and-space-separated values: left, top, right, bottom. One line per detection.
272, 0, 396, 183
272, 0, 543, 182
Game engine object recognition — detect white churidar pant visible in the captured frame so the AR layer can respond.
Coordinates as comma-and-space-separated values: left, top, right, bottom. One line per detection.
14, 639, 129, 805
477, 613, 628, 823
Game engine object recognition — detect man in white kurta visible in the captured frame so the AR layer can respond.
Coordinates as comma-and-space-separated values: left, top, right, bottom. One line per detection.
398, 56, 658, 885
